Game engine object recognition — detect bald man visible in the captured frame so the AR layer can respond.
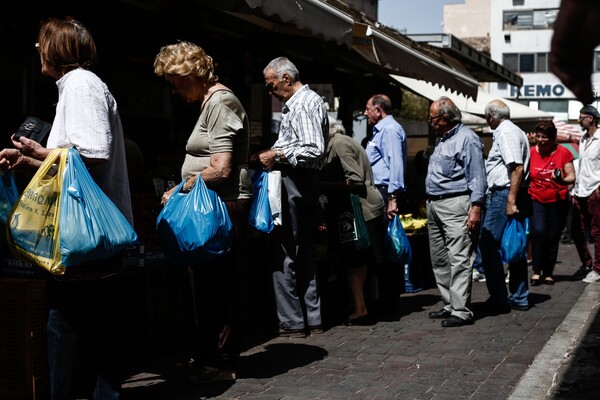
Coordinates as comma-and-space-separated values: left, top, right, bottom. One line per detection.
480, 99, 532, 313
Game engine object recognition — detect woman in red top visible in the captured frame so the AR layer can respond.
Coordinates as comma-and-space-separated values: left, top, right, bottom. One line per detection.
529, 121, 576, 285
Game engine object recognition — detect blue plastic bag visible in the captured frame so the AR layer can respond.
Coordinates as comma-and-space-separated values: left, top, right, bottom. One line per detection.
500, 218, 528, 264
248, 170, 274, 233
0, 171, 19, 224
156, 177, 233, 266
385, 214, 412, 265
59, 148, 139, 267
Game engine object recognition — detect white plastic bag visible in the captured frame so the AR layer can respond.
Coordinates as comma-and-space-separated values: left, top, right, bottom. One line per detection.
268, 170, 282, 226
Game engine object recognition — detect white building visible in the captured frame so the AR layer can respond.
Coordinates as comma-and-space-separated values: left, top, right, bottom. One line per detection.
445, 0, 600, 122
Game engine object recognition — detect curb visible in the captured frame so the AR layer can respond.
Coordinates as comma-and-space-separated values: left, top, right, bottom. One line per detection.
509, 282, 600, 399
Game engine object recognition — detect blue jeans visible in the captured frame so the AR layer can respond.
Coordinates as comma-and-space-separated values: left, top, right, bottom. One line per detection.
480, 189, 529, 307
46, 276, 121, 400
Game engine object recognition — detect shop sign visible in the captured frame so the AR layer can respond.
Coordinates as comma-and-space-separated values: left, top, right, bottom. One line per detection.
510, 84, 566, 98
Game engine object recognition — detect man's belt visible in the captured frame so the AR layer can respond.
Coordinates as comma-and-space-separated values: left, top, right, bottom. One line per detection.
428, 191, 470, 201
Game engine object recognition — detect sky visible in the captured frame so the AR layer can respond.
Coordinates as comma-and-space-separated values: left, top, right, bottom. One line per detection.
377, 0, 465, 34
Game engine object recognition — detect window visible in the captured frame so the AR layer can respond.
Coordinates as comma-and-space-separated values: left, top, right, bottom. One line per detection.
537, 53, 547, 73
503, 54, 518, 72
503, 53, 549, 73
503, 8, 558, 30
520, 54, 535, 72
537, 99, 568, 113
595, 51, 600, 72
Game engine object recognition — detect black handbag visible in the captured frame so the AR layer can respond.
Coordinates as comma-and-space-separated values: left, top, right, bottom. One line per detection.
15, 116, 51, 146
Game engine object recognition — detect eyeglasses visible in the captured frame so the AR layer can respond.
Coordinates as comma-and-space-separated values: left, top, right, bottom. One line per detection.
578, 115, 593, 122
265, 82, 274, 92
428, 114, 444, 123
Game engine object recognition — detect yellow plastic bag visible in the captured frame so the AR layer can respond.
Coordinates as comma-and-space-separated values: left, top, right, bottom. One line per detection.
8, 148, 67, 275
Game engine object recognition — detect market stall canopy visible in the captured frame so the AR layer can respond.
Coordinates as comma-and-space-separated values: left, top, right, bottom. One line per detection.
212, 0, 482, 99
391, 75, 552, 123
352, 23, 479, 100
559, 142, 579, 159
553, 119, 583, 143
240, 0, 355, 47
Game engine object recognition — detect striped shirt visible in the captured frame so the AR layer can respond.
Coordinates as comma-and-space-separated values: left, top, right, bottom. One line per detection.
485, 119, 530, 191
273, 85, 328, 169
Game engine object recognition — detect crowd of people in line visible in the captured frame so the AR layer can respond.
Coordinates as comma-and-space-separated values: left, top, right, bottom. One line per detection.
2, 4, 600, 397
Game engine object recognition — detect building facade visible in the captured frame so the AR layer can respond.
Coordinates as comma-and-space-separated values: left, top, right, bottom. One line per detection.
446, 0, 600, 122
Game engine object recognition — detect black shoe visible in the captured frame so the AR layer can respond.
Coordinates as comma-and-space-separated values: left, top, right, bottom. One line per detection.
441, 315, 473, 327
344, 315, 372, 326
429, 308, 451, 319
278, 327, 306, 338
308, 325, 324, 335
480, 299, 511, 315
510, 303, 530, 311
572, 265, 591, 281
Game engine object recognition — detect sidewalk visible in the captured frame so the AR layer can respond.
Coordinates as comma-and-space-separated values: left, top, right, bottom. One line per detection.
121, 241, 598, 400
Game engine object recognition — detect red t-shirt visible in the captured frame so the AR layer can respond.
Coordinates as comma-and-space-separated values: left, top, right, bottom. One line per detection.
529, 145, 574, 203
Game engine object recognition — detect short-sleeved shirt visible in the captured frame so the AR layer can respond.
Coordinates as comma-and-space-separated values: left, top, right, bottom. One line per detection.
365, 115, 407, 194
529, 144, 573, 203
573, 130, 600, 198
181, 89, 252, 201
425, 123, 487, 205
485, 119, 530, 191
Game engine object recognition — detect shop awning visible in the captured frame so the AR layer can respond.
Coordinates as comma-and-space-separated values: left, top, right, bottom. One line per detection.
242, 0, 355, 47
213, 1, 481, 100
392, 75, 552, 123
554, 119, 583, 143
353, 23, 480, 100
559, 142, 579, 159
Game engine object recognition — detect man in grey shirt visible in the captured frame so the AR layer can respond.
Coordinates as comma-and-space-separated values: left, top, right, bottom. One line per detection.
425, 96, 487, 327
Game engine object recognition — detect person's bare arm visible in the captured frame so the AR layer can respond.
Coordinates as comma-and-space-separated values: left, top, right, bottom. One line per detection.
506, 163, 524, 217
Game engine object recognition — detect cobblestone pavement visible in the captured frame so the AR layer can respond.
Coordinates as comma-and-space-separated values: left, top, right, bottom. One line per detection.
121, 242, 598, 400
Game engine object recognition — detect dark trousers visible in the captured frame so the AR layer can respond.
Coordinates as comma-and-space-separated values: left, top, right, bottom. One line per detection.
572, 194, 600, 273
191, 198, 250, 371
530, 199, 569, 277
46, 274, 122, 400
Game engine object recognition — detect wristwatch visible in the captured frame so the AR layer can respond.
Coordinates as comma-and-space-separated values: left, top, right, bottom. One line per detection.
274, 149, 281, 163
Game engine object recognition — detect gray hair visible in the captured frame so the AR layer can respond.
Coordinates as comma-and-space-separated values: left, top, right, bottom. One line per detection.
436, 96, 462, 123
485, 100, 511, 121
328, 116, 346, 138
263, 56, 300, 81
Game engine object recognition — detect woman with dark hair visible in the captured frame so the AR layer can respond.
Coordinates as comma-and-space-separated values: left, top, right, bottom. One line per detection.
0, 17, 132, 399
528, 120, 576, 285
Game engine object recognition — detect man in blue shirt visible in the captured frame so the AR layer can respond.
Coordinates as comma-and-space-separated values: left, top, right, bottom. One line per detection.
425, 96, 487, 327
364, 94, 407, 313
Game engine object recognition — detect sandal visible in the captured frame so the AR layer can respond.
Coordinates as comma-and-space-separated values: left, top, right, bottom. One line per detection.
544, 276, 555, 285
530, 274, 541, 286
